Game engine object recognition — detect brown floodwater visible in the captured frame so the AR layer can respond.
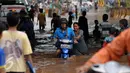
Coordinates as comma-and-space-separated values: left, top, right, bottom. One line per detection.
32, 53, 91, 73
31, 52, 128, 73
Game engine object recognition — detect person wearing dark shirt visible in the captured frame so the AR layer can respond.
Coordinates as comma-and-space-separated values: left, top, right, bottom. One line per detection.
78, 11, 89, 43
93, 20, 101, 42
68, 12, 73, 27
51, 13, 61, 33
75, 5, 78, 20
18, 11, 36, 52
29, 5, 35, 21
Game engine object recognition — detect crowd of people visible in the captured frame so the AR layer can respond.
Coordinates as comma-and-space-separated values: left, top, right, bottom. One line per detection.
0, 4, 130, 73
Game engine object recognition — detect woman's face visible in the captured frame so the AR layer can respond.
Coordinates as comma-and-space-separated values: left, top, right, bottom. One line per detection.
73, 24, 79, 31
61, 23, 67, 30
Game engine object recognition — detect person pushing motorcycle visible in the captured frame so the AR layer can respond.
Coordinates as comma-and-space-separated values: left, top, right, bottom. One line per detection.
76, 19, 130, 73
53, 18, 77, 57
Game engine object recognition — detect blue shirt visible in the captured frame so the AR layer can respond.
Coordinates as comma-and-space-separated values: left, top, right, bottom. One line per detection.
53, 27, 75, 40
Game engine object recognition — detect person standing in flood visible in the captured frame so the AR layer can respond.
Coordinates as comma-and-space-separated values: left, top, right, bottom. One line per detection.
73, 22, 88, 55
18, 9, 36, 52
75, 5, 78, 20
29, 5, 35, 21
38, 9, 46, 31
94, 2, 98, 11
100, 14, 112, 38
68, 12, 73, 27
93, 20, 101, 42
0, 12, 33, 73
78, 11, 89, 43
51, 13, 61, 33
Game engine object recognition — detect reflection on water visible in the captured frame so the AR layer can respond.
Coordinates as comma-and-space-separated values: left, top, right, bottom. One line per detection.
33, 53, 91, 73
33, 53, 127, 73
32, 53, 128, 73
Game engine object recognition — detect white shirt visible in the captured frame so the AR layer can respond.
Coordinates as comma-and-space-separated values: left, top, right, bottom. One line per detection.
39, 3, 43, 9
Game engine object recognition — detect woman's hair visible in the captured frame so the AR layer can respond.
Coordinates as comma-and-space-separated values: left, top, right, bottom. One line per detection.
73, 22, 79, 26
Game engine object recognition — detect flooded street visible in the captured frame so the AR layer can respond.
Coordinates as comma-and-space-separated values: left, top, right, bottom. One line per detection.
33, 54, 90, 73
31, 7, 129, 73
33, 28, 100, 73
32, 29, 127, 73
32, 53, 128, 73
1, 0, 130, 73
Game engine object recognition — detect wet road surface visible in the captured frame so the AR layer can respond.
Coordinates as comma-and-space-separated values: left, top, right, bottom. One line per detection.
30, 7, 129, 73
32, 29, 128, 73
33, 55, 90, 73
32, 53, 128, 73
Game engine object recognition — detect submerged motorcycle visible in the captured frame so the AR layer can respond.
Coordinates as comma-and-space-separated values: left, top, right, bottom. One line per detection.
90, 61, 130, 73
59, 39, 73, 59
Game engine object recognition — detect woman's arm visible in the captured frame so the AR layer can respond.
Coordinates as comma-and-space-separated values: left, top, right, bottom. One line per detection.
75, 35, 81, 40
75, 30, 83, 40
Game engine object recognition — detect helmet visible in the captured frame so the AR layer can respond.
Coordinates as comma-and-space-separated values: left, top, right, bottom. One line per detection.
60, 18, 68, 25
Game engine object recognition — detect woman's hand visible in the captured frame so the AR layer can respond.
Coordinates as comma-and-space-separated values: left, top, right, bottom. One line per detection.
76, 65, 90, 73
74, 40, 78, 44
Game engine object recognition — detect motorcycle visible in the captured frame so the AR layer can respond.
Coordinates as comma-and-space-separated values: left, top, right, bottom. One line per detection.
59, 39, 73, 59
90, 61, 130, 73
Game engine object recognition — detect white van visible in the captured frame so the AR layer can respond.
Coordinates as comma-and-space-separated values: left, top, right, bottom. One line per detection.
0, 0, 29, 17
0, 0, 29, 22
